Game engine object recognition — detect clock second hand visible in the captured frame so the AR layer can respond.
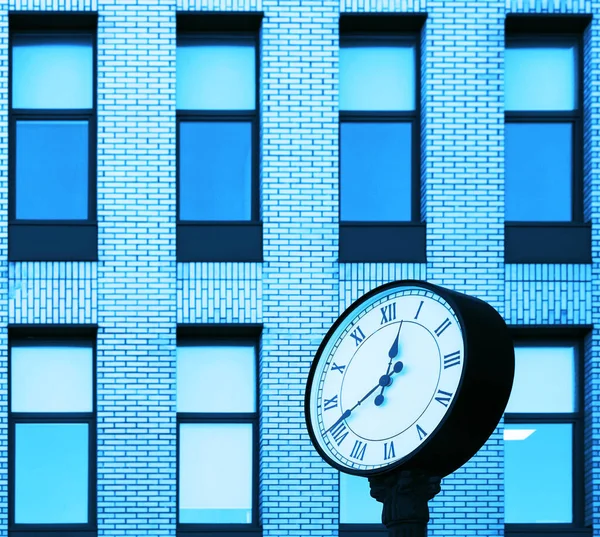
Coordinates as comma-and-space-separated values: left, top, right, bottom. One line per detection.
326, 365, 403, 435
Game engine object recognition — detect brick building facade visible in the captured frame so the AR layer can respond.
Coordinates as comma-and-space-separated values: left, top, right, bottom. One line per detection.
0, 0, 597, 536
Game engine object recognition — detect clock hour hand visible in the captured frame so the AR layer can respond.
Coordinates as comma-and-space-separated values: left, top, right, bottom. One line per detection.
375, 321, 404, 406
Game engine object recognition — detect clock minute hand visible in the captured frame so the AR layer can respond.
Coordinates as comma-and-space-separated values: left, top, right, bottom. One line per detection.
327, 374, 395, 434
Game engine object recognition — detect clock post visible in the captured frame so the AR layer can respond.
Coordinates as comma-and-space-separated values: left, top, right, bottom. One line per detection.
368, 470, 440, 537
304, 280, 514, 537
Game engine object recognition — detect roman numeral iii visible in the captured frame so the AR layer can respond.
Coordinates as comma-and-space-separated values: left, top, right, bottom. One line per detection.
444, 351, 461, 369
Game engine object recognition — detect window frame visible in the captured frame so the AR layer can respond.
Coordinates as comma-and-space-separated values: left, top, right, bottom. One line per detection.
8, 25, 98, 262
504, 32, 590, 263
338, 32, 425, 263
176, 32, 262, 263
176, 336, 260, 537
505, 336, 587, 536
8, 332, 97, 537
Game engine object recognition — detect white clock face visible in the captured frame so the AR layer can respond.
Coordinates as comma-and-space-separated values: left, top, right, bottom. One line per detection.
309, 285, 465, 474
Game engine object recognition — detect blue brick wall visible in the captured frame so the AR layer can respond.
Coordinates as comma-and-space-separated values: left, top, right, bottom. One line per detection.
260, 1, 340, 534
96, 1, 177, 535
0, 0, 596, 536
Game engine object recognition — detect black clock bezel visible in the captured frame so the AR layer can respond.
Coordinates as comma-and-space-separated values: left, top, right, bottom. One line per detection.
305, 279, 468, 476
305, 279, 515, 478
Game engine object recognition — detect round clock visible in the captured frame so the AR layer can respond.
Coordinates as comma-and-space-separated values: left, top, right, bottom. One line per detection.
305, 280, 514, 477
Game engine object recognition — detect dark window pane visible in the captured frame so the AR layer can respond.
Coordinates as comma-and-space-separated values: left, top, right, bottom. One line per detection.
16, 120, 89, 220
179, 423, 253, 523
179, 121, 252, 221
504, 423, 572, 523
12, 35, 93, 110
341, 122, 412, 221
505, 123, 572, 221
15, 423, 89, 523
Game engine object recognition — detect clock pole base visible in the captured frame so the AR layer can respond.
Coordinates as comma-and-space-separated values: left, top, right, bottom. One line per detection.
368, 470, 441, 537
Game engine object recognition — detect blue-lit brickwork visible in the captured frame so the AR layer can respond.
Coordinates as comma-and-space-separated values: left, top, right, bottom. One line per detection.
0, 0, 596, 536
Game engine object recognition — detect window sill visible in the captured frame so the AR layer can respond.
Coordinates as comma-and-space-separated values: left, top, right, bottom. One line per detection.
177, 527, 262, 537
177, 222, 262, 262
339, 222, 426, 263
340, 524, 386, 537
9, 222, 97, 261
9, 530, 96, 537
506, 526, 591, 537
505, 222, 591, 264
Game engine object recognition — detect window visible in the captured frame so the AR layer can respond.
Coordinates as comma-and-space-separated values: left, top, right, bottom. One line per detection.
504, 342, 583, 531
504, 33, 590, 263
340, 473, 382, 524
9, 338, 96, 533
176, 26, 261, 262
9, 16, 97, 261
176, 342, 259, 532
338, 33, 424, 262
